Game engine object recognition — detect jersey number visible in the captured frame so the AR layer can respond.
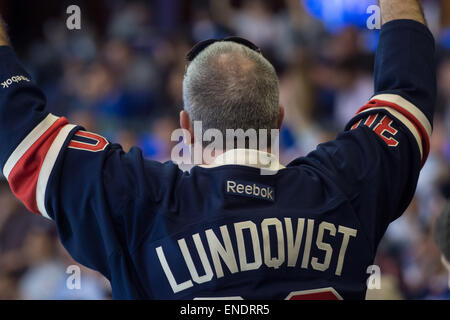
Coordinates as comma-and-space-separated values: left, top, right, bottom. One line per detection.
194, 287, 342, 300
285, 288, 342, 300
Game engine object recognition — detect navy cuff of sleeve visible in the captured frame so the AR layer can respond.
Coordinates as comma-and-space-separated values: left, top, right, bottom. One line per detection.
380, 19, 435, 49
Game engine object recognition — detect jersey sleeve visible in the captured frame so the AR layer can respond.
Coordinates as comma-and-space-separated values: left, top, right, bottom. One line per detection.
295, 20, 436, 247
0, 45, 180, 278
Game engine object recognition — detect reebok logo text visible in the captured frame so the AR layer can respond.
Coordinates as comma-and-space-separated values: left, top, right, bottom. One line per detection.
226, 180, 275, 201
2, 75, 30, 89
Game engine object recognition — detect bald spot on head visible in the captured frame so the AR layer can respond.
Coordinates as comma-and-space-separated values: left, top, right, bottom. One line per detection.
183, 41, 280, 146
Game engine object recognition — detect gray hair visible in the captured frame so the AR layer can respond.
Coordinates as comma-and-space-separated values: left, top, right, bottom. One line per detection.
183, 41, 280, 147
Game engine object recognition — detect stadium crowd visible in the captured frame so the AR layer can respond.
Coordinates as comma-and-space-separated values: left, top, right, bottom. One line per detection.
0, 0, 449, 299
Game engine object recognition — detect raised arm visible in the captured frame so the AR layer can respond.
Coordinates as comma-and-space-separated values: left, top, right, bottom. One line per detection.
0, 13, 182, 287
299, 0, 436, 247
367, 0, 435, 166
0, 17, 9, 46
379, 0, 427, 25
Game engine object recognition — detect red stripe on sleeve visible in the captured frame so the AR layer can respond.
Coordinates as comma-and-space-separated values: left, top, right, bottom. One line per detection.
355, 99, 430, 165
8, 117, 69, 214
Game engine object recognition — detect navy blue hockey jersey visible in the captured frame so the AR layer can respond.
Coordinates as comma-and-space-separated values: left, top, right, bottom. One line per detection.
0, 20, 436, 299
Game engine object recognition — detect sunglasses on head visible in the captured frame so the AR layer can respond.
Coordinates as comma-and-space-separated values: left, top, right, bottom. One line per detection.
186, 36, 262, 62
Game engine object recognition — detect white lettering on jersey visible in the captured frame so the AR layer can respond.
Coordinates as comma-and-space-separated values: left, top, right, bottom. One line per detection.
156, 218, 358, 294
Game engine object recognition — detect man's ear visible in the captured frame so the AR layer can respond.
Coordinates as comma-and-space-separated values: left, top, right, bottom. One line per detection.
277, 105, 285, 130
179, 110, 194, 145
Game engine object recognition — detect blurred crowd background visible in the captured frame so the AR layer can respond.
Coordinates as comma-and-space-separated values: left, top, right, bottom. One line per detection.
0, 0, 449, 300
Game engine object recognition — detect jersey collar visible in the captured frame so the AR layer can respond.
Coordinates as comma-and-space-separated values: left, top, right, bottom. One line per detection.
198, 148, 285, 171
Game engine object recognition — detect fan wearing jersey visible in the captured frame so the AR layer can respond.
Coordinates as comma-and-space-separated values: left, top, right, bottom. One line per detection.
0, 0, 436, 299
